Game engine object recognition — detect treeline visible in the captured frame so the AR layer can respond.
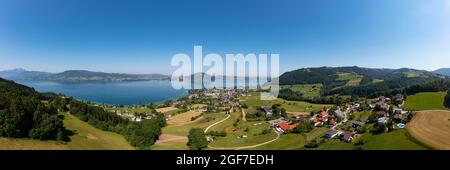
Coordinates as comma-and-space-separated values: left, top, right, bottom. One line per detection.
67, 99, 166, 149
445, 91, 450, 109
0, 78, 66, 140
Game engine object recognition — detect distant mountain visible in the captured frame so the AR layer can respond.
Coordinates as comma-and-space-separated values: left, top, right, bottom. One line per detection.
433, 68, 450, 76
0, 68, 53, 80
0, 69, 170, 82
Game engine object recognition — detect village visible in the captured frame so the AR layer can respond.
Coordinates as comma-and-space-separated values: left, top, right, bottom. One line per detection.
99, 86, 419, 149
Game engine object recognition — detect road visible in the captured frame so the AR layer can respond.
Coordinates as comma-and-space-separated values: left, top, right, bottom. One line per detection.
207, 130, 280, 150
331, 108, 350, 130
204, 107, 281, 150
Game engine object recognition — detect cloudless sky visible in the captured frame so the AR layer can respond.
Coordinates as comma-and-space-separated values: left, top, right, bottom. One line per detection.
0, 0, 449, 74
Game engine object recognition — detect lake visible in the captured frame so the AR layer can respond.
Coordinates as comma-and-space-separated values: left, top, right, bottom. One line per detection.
17, 79, 265, 105
17, 80, 188, 105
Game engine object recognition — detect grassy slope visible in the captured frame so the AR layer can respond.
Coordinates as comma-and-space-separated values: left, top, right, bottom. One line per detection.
242, 92, 332, 113
404, 92, 447, 110
152, 112, 227, 150
63, 113, 134, 150
0, 113, 134, 150
281, 84, 322, 99
315, 129, 427, 150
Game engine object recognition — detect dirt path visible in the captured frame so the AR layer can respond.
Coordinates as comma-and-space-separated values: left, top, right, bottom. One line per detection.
242, 109, 247, 122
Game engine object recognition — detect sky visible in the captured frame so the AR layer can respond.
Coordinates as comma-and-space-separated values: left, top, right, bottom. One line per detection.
0, 0, 449, 74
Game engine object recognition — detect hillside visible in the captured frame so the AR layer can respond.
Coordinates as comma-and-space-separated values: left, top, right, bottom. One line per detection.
279, 66, 445, 98
0, 68, 170, 82
434, 68, 450, 76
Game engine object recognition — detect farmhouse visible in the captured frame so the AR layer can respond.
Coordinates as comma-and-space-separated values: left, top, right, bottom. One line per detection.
279, 123, 297, 132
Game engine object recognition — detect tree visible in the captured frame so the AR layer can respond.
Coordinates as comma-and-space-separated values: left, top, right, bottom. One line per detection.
445, 91, 450, 108
187, 128, 208, 150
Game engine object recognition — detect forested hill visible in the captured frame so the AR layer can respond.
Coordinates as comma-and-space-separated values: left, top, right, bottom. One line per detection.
278, 66, 448, 99
280, 66, 443, 85
0, 77, 166, 149
0, 77, 65, 140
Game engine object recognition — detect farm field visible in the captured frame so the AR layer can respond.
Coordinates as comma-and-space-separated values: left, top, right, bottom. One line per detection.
167, 111, 202, 125
407, 111, 450, 150
153, 112, 228, 149
162, 112, 228, 136
0, 113, 134, 150
156, 106, 179, 113
336, 72, 363, 86
281, 84, 322, 99
404, 92, 447, 110
241, 92, 332, 113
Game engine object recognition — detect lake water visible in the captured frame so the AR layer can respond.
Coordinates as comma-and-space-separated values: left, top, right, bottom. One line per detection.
17, 80, 188, 105
17, 79, 266, 105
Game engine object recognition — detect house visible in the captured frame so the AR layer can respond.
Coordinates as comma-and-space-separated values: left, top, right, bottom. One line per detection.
377, 117, 387, 124
393, 113, 405, 123
376, 111, 387, 118
269, 119, 286, 127
260, 106, 273, 117
394, 94, 405, 105
334, 109, 346, 119
342, 132, 354, 142
324, 130, 341, 139
329, 119, 337, 126
347, 120, 365, 128
279, 123, 297, 132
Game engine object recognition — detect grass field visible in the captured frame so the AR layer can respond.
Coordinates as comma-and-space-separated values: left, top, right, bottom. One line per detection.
62, 113, 134, 150
314, 129, 427, 150
407, 111, 450, 150
167, 111, 202, 125
281, 84, 322, 99
0, 113, 134, 150
208, 111, 278, 148
241, 92, 332, 113
336, 72, 363, 87
153, 112, 228, 149
162, 112, 228, 136
156, 106, 179, 113
404, 92, 447, 110
249, 134, 306, 150
0, 137, 68, 150
350, 110, 372, 122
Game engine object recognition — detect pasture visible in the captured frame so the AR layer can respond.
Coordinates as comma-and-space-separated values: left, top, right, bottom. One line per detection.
404, 92, 447, 110
407, 111, 450, 150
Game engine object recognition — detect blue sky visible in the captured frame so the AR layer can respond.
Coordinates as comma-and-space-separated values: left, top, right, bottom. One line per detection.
0, 0, 449, 74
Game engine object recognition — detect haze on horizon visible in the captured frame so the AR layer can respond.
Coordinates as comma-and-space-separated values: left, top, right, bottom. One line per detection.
1, 0, 450, 75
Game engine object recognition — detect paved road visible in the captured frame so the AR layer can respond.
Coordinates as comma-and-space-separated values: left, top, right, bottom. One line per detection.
204, 114, 231, 133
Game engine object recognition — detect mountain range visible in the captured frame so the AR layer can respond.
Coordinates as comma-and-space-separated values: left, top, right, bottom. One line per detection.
433, 68, 450, 76
0, 68, 170, 82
